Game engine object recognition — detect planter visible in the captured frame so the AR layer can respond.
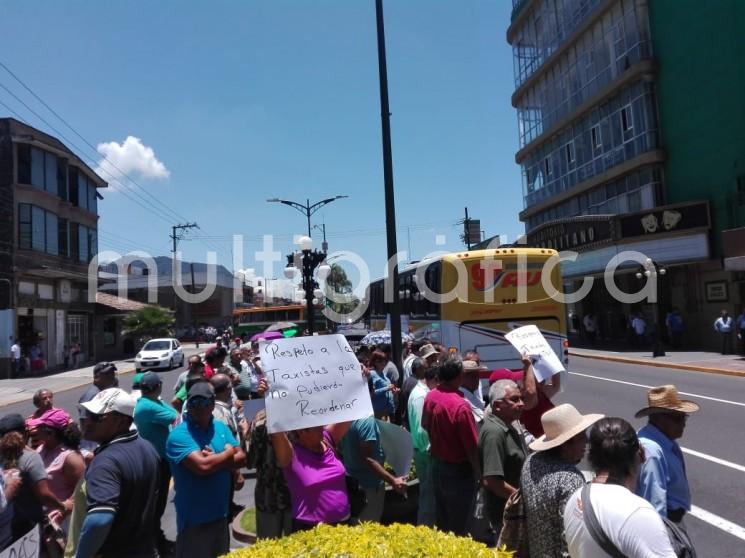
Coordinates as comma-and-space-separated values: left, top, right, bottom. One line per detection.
381, 478, 419, 525
231, 508, 257, 544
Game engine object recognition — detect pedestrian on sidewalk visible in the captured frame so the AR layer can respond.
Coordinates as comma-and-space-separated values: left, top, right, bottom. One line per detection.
713, 309, 734, 355
631, 314, 647, 347
665, 308, 684, 349
582, 313, 598, 346
563, 418, 677, 557
77, 388, 161, 558
635, 385, 699, 527
9, 339, 20, 379
520, 404, 603, 558
133, 372, 178, 556
735, 306, 745, 355
166, 381, 245, 557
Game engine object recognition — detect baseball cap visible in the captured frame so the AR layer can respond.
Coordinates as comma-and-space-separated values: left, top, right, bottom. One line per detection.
93, 362, 117, 376
187, 381, 215, 404
27, 408, 72, 430
80, 388, 136, 418
139, 371, 162, 392
488, 368, 524, 385
0, 414, 26, 435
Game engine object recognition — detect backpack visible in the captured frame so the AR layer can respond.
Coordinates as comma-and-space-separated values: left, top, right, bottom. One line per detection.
496, 489, 529, 557
581, 483, 696, 558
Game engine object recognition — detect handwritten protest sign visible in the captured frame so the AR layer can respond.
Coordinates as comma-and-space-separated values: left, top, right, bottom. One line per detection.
261, 334, 373, 433
504, 325, 565, 383
0, 525, 39, 558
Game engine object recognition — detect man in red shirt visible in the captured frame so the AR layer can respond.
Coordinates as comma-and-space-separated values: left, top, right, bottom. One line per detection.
422, 355, 481, 536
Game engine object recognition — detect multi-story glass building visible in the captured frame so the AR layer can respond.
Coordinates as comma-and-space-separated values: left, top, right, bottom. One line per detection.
0, 118, 106, 376
508, 0, 745, 350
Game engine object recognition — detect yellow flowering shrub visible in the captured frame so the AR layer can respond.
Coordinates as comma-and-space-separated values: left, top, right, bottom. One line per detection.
224, 523, 515, 557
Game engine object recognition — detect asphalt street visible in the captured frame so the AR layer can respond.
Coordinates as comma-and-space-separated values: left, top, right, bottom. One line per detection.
558, 357, 745, 557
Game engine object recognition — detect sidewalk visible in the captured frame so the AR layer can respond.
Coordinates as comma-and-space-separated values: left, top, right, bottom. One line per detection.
570, 342, 745, 377
0, 343, 203, 408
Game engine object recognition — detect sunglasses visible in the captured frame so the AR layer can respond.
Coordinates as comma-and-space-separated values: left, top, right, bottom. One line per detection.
187, 397, 214, 409
84, 412, 109, 423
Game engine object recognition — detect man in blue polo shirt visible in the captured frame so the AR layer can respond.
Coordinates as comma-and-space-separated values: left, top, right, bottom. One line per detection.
77, 388, 160, 558
167, 381, 246, 558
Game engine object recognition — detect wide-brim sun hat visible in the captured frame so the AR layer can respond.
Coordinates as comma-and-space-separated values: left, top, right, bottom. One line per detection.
634, 385, 700, 418
529, 403, 604, 451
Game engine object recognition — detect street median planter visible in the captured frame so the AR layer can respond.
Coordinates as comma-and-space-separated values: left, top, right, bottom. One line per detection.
231, 508, 257, 545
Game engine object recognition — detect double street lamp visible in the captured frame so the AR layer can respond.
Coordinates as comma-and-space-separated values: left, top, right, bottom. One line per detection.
636, 258, 667, 357
267, 196, 348, 238
285, 236, 331, 335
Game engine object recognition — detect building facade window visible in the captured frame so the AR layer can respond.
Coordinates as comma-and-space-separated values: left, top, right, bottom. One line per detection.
17, 203, 94, 261
524, 166, 662, 231
513, 0, 651, 147
521, 80, 659, 208
103, 317, 117, 347
621, 104, 633, 132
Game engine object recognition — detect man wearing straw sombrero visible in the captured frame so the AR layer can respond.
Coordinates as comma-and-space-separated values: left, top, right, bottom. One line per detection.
636, 385, 699, 526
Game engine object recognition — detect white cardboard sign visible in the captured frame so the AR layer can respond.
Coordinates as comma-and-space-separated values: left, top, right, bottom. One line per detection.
504, 325, 565, 383
0, 525, 39, 558
261, 335, 373, 433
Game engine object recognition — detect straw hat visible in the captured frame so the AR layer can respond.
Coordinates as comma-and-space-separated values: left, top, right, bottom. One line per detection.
462, 360, 487, 373
529, 404, 604, 451
634, 385, 700, 418
419, 344, 438, 360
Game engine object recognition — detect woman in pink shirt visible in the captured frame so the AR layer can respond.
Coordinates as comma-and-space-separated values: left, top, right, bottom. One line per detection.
271, 421, 353, 532
30, 409, 85, 504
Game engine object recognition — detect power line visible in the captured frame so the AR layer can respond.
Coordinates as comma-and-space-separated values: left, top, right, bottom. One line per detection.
0, 63, 231, 262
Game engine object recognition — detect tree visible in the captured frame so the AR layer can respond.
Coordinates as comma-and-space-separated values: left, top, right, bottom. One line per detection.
324, 264, 360, 319
121, 305, 174, 344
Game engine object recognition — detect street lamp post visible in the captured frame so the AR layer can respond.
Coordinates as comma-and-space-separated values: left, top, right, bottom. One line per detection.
636, 258, 667, 357
267, 196, 347, 238
285, 236, 330, 335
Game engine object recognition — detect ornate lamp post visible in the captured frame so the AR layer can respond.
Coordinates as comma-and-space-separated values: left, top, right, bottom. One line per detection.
636, 258, 666, 357
285, 236, 330, 335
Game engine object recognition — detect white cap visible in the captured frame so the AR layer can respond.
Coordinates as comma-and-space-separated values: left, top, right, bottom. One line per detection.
80, 388, 136, 418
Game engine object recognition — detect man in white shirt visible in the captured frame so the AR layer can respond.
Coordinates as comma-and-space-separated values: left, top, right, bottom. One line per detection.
714, 309, 734, 355
459, 360, 485, 424
9, 339, 21, 379
564, 417, 676, 558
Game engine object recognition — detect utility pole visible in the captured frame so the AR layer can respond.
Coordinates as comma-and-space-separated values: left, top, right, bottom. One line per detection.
170, 222, 198, 328
464, 207, 471, 250
376, 0, 403, 380
313, 221, 328, 253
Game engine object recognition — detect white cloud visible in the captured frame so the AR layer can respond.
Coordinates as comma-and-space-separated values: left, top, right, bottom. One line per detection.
95, 136, 170, 187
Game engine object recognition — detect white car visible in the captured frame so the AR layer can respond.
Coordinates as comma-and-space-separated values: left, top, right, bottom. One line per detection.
135, 338, 184, 371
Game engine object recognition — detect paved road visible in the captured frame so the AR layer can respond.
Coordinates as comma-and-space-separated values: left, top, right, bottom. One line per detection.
557, 358, 745, 557
0, 349, 256, 551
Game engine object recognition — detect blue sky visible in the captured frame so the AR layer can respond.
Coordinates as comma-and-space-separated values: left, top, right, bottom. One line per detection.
1, 1, 522, 292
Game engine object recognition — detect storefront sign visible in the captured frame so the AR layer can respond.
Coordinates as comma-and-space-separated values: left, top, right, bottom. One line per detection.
619, 201, 709, 239
527, 217, 614, 252
705, 281, 728, 302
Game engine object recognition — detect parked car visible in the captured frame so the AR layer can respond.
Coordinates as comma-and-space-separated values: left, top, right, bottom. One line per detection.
135, 338, 184, 371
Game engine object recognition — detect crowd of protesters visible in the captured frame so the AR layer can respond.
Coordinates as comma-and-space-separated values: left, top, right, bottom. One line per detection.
0, 332, 699, 557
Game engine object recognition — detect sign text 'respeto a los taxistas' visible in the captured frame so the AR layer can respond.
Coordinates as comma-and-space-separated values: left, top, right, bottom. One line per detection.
261, 335, 373, 433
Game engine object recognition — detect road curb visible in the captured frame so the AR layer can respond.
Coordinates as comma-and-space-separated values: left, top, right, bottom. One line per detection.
570, 351, 745, 378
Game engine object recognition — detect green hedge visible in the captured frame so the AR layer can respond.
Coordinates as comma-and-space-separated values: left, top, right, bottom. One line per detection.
224, 523, 514, 557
